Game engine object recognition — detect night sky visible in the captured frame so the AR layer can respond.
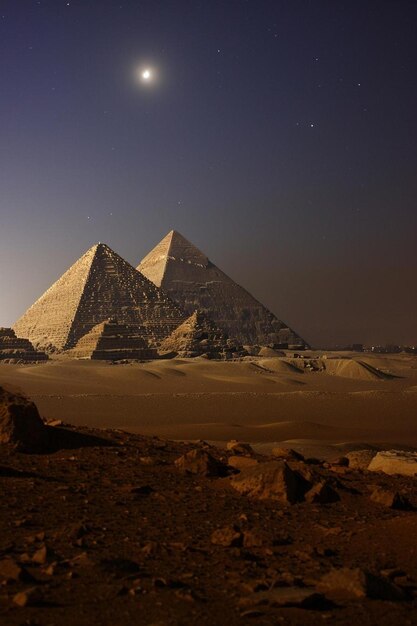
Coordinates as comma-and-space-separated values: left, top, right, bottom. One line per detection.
1, 0, 416, 347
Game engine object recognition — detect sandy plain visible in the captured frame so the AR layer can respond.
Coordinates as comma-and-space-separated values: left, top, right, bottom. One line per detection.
1, 351, 416, 457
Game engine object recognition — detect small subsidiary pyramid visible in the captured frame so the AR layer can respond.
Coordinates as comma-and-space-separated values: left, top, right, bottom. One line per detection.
138, 231, 307, 347
13, 243, 186, 352
0, 328, 48, 362
159, 310, 241, 359
69, 319, 158, 360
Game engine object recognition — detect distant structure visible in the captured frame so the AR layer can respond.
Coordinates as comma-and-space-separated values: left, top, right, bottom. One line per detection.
69, 319, 158, 360
160, 310, 243, 359
138, 230, 307, 347
13, 243, 186, 352
0, 328, 48, 362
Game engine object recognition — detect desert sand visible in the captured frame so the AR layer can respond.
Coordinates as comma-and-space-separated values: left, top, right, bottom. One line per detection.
1, 351, 416, 456
1, 353, 417, 625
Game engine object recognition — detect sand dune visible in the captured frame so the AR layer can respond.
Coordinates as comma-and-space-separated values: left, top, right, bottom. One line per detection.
323, 358, 394, 380
1, 352, 416, 448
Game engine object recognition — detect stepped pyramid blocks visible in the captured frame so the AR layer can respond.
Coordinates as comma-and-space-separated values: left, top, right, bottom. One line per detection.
69, 319, 158, 360
13, 243, 186, 352
0, 328, 48, 362
160, 310, 242, 359
138, 230, 306, 347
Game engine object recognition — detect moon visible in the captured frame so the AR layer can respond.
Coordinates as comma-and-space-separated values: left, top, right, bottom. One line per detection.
139, 67, 154, 84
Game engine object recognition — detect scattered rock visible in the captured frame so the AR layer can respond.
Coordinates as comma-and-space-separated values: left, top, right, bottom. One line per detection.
242, 530, 265, 548
346, 449, 377, 470
228, 455, 258, 470
370, 486, 412, 510
13, 586, 43, 607
305, 481, 340, 504
226, 440, 254, 455
174, 449, 226, 477
271, 447, 305, 461
210, 526, 243, 547
318, 567, 405, 601
0, 558, 24, 582
239, 586, 326, 609
139, 456, 155, 465
230, 461, 311, 503
47, 419, 63, 427
368, 450, 417, 477
330, 456, 349, 467
32, 545, 48, 565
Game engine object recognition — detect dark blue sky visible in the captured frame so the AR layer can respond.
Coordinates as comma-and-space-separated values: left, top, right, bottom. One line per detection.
1, 0, 416, 346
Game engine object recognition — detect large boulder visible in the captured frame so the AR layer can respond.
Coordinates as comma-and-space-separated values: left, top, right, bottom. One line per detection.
230, 461, 311, 504
0, 386, 47, 452
368, 450, 417, 477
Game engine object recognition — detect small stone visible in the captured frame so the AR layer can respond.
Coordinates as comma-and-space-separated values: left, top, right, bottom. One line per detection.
174, 448, 226, 477
319, 568, 405, 601
271, 447, 304, 461
211, 526, 243, 547
139, 456, 155, 465
226, 440, 254, 455
32, 545, 48, 565
370, 486, 412, 510
47, 419, 63, 427
228, 455, 258, 470
0, 558, 23, 582
305, 481, 340, 504
330, 456, 349, 467
13, 586, 42, 607
239, 586, 325, 609
242, 530, 265, 548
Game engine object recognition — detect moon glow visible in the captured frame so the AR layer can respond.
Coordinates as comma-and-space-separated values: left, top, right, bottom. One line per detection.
141, 68, 153, 82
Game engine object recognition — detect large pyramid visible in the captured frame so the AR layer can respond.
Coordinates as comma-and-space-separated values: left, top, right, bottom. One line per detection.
14, 243, 186, 352
138, 231, 306, 347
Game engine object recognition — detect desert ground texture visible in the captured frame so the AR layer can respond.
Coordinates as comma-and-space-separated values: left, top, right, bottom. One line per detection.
1, 351, 417, 625
1, 351, 416, 455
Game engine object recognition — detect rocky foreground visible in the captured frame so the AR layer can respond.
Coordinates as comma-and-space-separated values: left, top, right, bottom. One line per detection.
1, 388, 417, 625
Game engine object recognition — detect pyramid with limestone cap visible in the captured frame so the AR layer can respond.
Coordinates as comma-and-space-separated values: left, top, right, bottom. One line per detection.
138, 231, 307, 347
13, 243, 186, 352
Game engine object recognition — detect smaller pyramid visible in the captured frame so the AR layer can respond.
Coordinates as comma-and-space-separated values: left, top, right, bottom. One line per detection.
159, 311, 243, 359
0, 328, 48, 362
69, 319, 158, 360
